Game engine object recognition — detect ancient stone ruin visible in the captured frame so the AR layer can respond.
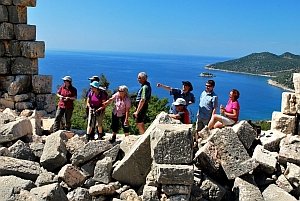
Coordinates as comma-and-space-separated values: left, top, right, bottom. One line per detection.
0, 0, 55, 113
1, 73, 300, 200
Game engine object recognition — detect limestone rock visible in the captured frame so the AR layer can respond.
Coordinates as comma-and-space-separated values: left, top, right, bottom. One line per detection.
13, 0, 37, 7
0, 118, 32, 143
153, 164, 194, 185
32, 75, 52, 94
112, 125, 152, 187
252, 145, 277, 174
65, 135, 86, 155
8, 75, 31, 96
67, 187, 92, 201
0, 111, 16, 124
0, 175, 35, 201
89, 183, 117, 196
40, 131, 68, 171
233, 176, 264, 201
276, 174, 294, 193
7, 5, 27, 23
279, 135, 300, 166
281, 92, 298, 115
259, 130, 286, 152
120, 189, 142, 201
93, 157, 113, 184
210, 127, 258, 179
29, 142, 44, 159
199, 176, 226, 201
20, 41, 45, 58
35, 170, 58, 187
11, 57, 38, 75
102, 144, 120, 162
284, 162, 300, 188
81, 159, 97, 177
0, 147, 12, 156
0, 57, 10, 74
8, 139, 36, 161
35, 93, 56, 113
0, 22, 14, 39
162, 184, 192, 196
271, 111, 296, 135
58, 164, 86, 188
119, 135, 139, 155
0, 156, 41, 181
151, 124, 193, 164
30, 183, 68, 201
14, 24, 36, 40
142, 185, 159, 201
193, 141, 221, 176
71, 140, 112, 166
232, 120, 257, 149
262, 184, 297, 201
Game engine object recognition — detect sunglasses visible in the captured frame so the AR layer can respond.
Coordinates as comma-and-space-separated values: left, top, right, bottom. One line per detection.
205, 85, 212, 87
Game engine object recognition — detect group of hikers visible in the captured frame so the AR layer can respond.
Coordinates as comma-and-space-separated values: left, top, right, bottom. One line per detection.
52, 72, 240, 143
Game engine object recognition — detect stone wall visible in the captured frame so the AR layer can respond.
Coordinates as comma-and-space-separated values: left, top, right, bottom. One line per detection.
0, 0, 55, 113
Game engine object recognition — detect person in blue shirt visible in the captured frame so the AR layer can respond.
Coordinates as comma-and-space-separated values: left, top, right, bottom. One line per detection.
157, 81, 195, 114
133, 72, 152, 134
196, 80, 218, 133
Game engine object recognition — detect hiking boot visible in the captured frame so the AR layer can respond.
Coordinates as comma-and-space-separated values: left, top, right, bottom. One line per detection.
98, 133, 105, 140
109, 135, 116, 143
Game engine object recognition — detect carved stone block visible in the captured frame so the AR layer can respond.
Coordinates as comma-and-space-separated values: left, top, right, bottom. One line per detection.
0, 5, 8, 22
14, 24, 36, 40
281, 92, 299, 115
0, 57, 10, 74
32, 75, 52, 94
271, 111, 296, 135
7, 5, 27, 24
0, 22, 14, 39
36, 93, 56, 113
13, 0, 36, 7
20, 41, 45, 58
11, 57, 38, 75
0, 75, 13, 91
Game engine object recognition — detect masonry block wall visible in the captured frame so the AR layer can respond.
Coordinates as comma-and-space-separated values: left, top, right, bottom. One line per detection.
0, 0, 55, 113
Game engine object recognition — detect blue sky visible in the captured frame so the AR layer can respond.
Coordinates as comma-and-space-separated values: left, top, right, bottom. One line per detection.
28, 0, 300, 57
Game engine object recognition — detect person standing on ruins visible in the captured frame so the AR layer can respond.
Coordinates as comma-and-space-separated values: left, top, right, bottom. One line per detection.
133, 72, 152, 134
53, 75, 77, 132
196, 80, 218, 132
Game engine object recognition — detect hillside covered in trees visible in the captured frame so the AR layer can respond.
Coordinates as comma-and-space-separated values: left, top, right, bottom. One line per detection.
206, 52, 300, 89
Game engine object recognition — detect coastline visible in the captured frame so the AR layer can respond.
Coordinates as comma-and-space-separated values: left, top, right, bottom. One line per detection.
267, 79, 294, 92
205, 67, 294, 92
205, 67, 275, 78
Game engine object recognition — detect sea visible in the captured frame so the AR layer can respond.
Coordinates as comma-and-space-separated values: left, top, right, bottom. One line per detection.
39, 50, 285, 121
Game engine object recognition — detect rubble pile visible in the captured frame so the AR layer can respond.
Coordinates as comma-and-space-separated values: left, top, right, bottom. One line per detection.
1, 74, 300, 200
0, 0, 55, 113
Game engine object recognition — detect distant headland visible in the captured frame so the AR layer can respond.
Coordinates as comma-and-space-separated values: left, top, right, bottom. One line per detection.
205, 52, 300, 91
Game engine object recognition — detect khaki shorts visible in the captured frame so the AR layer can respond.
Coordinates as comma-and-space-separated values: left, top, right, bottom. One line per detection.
220, 115, 236, 126
87, 108, 104, 132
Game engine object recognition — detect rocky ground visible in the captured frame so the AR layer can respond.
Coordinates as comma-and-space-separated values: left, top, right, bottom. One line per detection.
1, 109, 300, 201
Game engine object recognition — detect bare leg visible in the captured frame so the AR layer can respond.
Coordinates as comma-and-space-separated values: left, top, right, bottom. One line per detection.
208, 114, 223, 129
137, 122, 145, 134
